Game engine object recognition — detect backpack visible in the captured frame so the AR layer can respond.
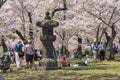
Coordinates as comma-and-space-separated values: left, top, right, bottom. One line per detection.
14, 43, 23, 52
14, 43, 24, 57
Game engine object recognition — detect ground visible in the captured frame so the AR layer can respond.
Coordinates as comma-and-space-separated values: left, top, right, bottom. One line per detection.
0, 55, 120, 80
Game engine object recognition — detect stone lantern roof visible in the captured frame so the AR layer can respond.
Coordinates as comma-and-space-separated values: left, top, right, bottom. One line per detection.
36, 11, 59, 28
39, 20, 59, 27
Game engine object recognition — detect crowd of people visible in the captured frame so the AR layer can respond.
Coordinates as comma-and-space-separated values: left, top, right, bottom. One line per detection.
1, 39, 120, 71
59, 42, 120, 67
14, 40, 37, 70
0, 40, 43, 72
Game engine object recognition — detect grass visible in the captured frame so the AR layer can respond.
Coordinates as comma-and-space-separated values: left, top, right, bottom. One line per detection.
1, 55, 120, 80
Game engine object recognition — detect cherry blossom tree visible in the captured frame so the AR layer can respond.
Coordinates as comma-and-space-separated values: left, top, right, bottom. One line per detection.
1, 0, 120, 58
55, 27, 78, 56
83, 0, 120, 60
0, 0, 8, 52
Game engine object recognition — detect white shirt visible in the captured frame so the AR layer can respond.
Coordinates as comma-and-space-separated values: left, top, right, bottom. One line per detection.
85, 45, 91, 51
84, 58, 90, 65
98, 44, 105, 51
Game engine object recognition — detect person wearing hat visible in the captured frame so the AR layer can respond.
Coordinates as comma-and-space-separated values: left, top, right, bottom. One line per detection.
24, 40, 35, 69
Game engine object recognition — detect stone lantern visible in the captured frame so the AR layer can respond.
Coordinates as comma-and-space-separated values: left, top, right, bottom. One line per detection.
36, 12, 59, 70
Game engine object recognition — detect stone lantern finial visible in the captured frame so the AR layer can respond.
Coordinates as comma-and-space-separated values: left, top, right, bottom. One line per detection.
44, 11, 51, 20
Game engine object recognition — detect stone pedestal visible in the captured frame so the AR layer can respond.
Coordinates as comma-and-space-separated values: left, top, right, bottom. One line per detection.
41, 58, 58, 70
41, 41, 58, 70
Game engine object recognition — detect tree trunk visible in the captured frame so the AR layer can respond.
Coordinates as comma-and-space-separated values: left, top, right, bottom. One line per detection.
1, 35, 8, 53
96, 27, 99, 59
105, 25, 116, 60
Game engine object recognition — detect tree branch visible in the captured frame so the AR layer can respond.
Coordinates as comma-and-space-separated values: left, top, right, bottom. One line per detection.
83, 2, 111, 27
113, 17, 120, 24
15, 30, 26, 41
3, 0, 7, 3
108, 7, 116, 24
55, 30, 63, 40
27, 12, 32, 23
0, 0, 7, 8
104, 30, 111, 42
51, 0, 67, 18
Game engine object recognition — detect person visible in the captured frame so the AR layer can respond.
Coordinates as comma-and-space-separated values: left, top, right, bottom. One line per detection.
34, 50, 38, 61
24, 40, 35, 69
37, 51, 42, 60
117, 42, 120, 54
83, 55, 90, 66
37, 50, 43, 66
56, 47, 61, 62
10, 49, 16, 64
14, 40, 23, 70
98, 42, 106, 61
92, 42, 97, 61
60, 56, 68, 67
112, 43, 117, 54
77, 55, 90, 66
84, 44, 91, 56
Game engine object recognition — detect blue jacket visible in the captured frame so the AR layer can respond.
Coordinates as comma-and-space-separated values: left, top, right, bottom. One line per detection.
14, 43, 23, 52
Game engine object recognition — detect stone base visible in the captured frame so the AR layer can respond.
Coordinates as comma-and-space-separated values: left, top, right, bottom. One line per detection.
41, 58, 58, 70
